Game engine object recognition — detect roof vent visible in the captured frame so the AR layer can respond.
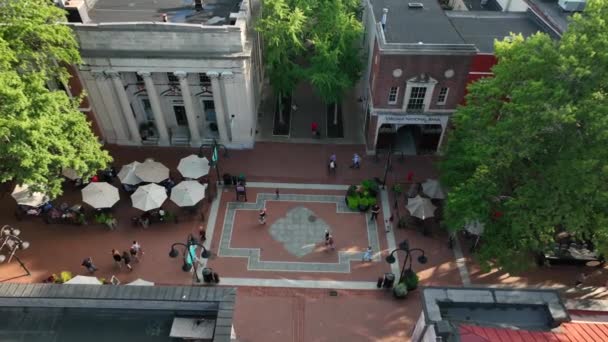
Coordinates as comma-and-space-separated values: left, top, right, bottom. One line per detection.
408, 3, 424, 8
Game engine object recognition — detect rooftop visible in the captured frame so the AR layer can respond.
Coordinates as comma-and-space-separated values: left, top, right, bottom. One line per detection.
0, 283, 236, 342
446, 12, 545, 53
371, 0, 466, 44
88, 0, 243, 26
526, 0, 573, 34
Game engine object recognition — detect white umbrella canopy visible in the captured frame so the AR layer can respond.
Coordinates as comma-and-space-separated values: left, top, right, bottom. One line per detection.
62, 168, 80, 180
131, 183, 167, 211
81, 182, 120, 209
177, 155, 210, 179
127, 278, 155, 286
406, 195, 437, 220
118, 161, 143, 185
170, 181, 207, 207
11, 184, 49, 207
465, 220, 485, 236
135, 159, 170, 183
64, 275, 102, 285
422, 179, 445, 199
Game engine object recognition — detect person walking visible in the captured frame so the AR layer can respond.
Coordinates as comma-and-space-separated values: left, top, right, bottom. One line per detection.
575, 272, 587, 287
259, 208, 267, 224
324, 229, 330, 245
327, 234, 335, 251
311, 122, 319, 138
111, 249, 122, 268
328, 153, 337, 175
363, 246, 373, 262
370, 204, 380, 221
81, 257, 97, 274
198, 226, 207, 244
350, 153, 361, 169
122, 251, 133, 271
130, 240, 143, 262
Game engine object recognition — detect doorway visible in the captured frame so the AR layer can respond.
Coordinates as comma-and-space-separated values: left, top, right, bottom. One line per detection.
173, 105, 187, 126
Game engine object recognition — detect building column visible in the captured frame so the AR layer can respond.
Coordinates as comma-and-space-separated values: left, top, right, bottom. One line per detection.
219, 71, 234, 142
174, 71, 202, 147
208, 71, 229, 143
138, 71, 170, 146
108, 71, 141, 144
93, 72, 129, 144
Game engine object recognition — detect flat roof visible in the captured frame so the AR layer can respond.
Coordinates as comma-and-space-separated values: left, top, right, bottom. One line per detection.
447, 12, 544, 53
371, 0, 466, 44
0, 283, 236, 342
88, 0, 242, 25
526, 0, 572, 33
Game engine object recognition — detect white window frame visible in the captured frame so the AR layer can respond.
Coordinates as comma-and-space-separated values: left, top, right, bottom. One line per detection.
388, 86, 399, 105
402, 75, 438, 113
437, 87, 449, 105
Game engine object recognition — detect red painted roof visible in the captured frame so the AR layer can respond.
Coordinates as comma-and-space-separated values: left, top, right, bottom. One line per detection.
459, 322, 608, 342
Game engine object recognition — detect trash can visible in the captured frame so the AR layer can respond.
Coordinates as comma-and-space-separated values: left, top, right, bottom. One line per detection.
223, 173, 233, 185
383, 272, 395, 289
202, 267, 214, 283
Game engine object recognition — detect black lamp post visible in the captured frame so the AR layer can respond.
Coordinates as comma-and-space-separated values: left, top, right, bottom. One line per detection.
0, 225, 31, 276
381, 144, 393, 189
168, 234, 209, 282
199, 139, 228, 186
385, 240, 427, 283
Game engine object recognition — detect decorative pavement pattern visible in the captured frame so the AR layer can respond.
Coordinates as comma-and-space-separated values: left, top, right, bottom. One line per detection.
219, 193, 381, 272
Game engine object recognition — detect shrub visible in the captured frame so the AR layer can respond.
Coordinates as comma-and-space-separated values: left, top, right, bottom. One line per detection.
392, 184, 403, 194
60, 271, 73, 283
403, 270, 419, 291
347, 185, 358, 197
347, 196, 359, 210
368, 197, 378, 206
393, 283, 408, 299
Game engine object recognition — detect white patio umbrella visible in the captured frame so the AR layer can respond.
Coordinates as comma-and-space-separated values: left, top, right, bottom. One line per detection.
131, 183, 167, 211
406, 195, 437, 220
170, 181, 207, 207
177, 155, 210, 179
62, 167, 79, 180
118, 161, 143, 185
127, 278, 155, 286
11, 184, 49, 207
464, 220, 485, 236
421, 179, 445, 200
81, 182, 120, 209
64, 275, 102, 285
135, 159, 170, 183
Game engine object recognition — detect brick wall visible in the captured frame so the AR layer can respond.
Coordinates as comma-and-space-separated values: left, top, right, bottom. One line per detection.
66, 64, 103, 138
371, 53, 473, 111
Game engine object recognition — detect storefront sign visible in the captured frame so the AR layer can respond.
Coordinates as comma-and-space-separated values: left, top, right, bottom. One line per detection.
383, 114, 443, 125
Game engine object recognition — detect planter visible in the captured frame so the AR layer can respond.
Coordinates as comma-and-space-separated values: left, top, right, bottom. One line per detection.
393, 283, 408, 299
403, 269, 419, 291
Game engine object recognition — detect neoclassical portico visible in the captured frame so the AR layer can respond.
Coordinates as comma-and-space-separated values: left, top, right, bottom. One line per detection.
85, 69, 247, 147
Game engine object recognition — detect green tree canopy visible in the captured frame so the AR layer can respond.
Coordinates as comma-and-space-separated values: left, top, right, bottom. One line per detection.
440, 0, 608, 272
0, 0, 111, 199
256, 0, 363, 123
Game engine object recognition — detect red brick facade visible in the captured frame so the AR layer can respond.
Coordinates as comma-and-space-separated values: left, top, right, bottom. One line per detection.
370, 46, 474, 111
66, 64, 103, 138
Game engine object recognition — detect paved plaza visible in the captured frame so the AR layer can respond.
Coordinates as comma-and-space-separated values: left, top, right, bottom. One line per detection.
2, 142, 608, 341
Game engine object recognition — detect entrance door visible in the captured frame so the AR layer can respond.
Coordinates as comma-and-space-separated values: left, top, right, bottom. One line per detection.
203, 100, 218, 136
173, 105, 187, 126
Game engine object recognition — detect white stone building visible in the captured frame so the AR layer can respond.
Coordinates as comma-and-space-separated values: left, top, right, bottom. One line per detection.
61, 0, 263, 148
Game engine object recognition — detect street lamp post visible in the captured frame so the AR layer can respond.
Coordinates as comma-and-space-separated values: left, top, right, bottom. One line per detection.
168, 234, 210, 283
385, 240, 427, 283
381, 144, 393, 189
0, 225, 31, 276
199, 139, 228, 186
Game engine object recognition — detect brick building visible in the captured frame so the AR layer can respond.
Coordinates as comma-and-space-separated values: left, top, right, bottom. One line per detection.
361, 0, 554, 155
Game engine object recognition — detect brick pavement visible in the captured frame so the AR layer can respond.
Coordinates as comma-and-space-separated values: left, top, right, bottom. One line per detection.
2, 141, 608, 342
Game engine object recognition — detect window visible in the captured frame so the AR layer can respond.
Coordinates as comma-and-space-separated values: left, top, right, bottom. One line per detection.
136, 73, 144, 83
142, 99, 154, 122
388, 87, 399, 104
407, 87, 427, 111
167, 73, 179, 84
437, 87, 449, 105
199, 73, 211, 85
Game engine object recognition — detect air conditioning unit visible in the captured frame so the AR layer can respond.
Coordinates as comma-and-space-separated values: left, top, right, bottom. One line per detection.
558, 0, 586, 12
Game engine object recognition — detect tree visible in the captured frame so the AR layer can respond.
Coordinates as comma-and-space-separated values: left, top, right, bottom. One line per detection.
307, 0, 363, 124
440, 0, 608, 272
255, 0, 306, 124
0, 0, 112, 198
